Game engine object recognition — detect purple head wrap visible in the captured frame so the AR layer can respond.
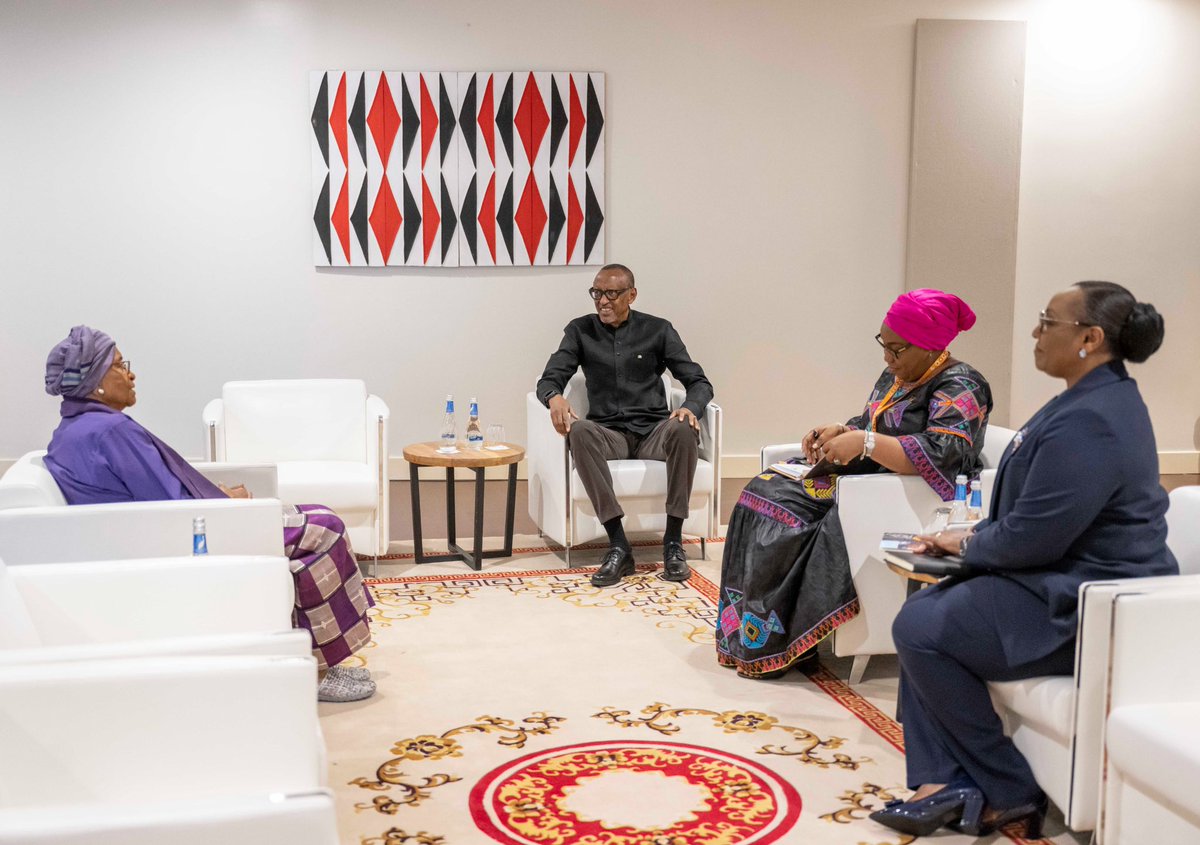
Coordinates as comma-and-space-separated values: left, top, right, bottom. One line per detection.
883, 289, 976, 350
45, 325, 116, 398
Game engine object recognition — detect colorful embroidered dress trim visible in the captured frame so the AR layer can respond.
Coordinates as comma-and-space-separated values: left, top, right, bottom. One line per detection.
716, 597, 861, 675
736, 489, 806, 528
898, 434, 955, 500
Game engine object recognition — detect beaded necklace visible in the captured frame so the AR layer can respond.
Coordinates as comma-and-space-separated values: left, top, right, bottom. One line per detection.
867, 349, 951, 432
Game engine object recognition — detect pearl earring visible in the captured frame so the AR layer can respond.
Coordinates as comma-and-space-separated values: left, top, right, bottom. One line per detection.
1078, 349, 1087, 359
97, 388, 105, 394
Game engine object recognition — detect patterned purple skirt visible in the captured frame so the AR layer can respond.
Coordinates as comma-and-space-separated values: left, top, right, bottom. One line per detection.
282, 504, 373, 670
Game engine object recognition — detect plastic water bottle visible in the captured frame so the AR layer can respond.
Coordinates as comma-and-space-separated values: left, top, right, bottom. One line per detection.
949, 474, 969, 523
439, 395, 456, 451
967, 476, 983, 521
466, 398, 483, 450
192, 516, 208, 555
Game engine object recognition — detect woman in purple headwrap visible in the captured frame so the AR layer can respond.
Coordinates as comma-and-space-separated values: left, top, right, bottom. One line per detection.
716, 290, 992, 679
42, 326, 376, 703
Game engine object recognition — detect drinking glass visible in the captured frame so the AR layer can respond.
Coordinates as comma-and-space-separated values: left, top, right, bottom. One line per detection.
923, 507, 952, 535
486, 423, 505, 447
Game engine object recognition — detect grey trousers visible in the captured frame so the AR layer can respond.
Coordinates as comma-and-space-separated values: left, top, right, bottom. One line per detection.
566, 417, 700, 525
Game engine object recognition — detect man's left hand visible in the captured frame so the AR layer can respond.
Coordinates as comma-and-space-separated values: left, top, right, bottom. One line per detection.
670, 407, 700, 431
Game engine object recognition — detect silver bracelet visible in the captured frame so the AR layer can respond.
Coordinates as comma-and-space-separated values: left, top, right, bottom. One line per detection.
958, 533, 973, 557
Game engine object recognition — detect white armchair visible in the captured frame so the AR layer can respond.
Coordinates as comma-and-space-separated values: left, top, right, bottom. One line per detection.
0, 655, 336, 845
204, 379, 389, 557
527, 373, 722, 566
760, 424, 1016, 683
0, 449, 278, 508
987, 485, 1200, 837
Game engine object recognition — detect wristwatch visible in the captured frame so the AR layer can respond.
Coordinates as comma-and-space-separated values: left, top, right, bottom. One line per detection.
861, 430, 876, 459
958, 533, 973, 557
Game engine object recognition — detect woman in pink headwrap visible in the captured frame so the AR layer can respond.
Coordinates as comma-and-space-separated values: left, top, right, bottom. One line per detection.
716, 289, 992, 679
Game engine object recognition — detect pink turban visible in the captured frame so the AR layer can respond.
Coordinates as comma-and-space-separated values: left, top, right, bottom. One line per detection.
883, 289, 976, 350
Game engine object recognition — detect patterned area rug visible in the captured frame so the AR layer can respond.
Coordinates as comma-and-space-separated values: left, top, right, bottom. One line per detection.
319, 562, 1060, 845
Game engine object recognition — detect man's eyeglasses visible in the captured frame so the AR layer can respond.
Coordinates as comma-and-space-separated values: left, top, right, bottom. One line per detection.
588, 287, 632, 302
112, 360, 131, 373
874, 334, 910, 357
1037, 310, 1092, 332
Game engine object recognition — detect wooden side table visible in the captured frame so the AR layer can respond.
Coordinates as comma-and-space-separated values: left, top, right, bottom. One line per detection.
402, 441, 525, 571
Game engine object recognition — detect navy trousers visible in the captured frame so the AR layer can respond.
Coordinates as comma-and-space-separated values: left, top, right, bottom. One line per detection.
892, 575, 1075, 809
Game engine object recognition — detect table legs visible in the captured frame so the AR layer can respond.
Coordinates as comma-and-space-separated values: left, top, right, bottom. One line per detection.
410, 463, 519, 570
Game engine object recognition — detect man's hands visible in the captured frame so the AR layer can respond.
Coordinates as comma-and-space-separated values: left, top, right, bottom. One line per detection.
548, 395, 579, 436
670, 407, 700, 431
218, 483, 251, 499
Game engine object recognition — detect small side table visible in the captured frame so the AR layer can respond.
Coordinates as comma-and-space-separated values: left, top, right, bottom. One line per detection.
402, 441, 525, 571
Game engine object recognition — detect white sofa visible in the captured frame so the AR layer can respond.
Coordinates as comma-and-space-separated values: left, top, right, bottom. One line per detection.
0, 655, 336, 845
0, 448, 277, 509
0, 450, 284, 564
987, 485, 1200, 837
0, 555, 304, 663
760, 424, 1016, 683
526, 373, 722, 565
204, 379, 390, 557
1105, 701, 1200, 844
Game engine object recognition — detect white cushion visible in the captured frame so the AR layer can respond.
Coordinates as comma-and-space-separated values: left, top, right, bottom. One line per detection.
990, 676, 1076, 744
276, 461, 376, 510
222, 380, 367, 464
571, 459, 714, 501
1108, 703, 1200, 818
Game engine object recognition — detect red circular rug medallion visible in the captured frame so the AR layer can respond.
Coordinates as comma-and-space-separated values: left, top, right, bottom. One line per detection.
469, 740, 801, 844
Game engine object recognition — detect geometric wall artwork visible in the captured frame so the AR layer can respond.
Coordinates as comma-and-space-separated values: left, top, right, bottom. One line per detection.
310, 71, 605, 267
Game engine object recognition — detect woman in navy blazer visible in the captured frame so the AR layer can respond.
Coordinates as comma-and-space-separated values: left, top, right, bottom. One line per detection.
871, 281, 1177, 838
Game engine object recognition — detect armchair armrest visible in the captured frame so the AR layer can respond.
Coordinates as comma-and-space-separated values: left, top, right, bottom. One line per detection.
761, 443, 807, 471
202, 398, 224, 461
833, 473, 946, 656
192, 462, 278, 499
366, 394, 390, 552
0, 498, 284, 564
526, 391, 569, 547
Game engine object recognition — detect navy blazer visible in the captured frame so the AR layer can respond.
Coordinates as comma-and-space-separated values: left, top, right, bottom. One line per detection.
963, 360, 1177, 663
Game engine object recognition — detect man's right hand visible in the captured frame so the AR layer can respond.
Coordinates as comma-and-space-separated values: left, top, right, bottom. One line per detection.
802, 424, 847, 463
548, 395, 579, 436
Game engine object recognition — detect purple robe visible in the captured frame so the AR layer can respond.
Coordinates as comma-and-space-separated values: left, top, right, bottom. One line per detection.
45, 399, 224, 504
44, 398, 372, 669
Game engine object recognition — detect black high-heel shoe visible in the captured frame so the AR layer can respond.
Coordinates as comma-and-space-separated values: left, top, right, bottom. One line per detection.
953, 792, 1047, 838
869, 781, 985, 836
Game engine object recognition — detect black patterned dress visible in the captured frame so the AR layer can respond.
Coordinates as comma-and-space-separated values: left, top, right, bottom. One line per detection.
716, 363, 992, 676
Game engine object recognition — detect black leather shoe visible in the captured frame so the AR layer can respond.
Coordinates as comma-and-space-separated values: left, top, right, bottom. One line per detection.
868, 781, 985, 837
591, 546, 635, 587
662, 541, 691, 581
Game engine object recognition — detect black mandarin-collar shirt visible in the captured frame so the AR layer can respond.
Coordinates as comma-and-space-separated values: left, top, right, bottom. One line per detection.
536, 310, 714, 436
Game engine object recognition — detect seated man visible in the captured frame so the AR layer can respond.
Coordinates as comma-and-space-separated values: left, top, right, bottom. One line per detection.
536, 263, 714, 587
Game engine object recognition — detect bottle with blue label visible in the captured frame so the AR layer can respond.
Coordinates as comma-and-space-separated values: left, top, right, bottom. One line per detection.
967, 476, 983, 521
192, 516, 208, 555
466, 398, 483, 450
439, 395, 456, 451
949, 474, 969, 522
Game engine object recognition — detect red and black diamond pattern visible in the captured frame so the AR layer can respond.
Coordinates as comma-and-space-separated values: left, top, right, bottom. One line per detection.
311, 71, 604, 267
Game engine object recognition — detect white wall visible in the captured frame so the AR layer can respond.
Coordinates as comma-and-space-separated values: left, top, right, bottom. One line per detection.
1, 0, 1197, 471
